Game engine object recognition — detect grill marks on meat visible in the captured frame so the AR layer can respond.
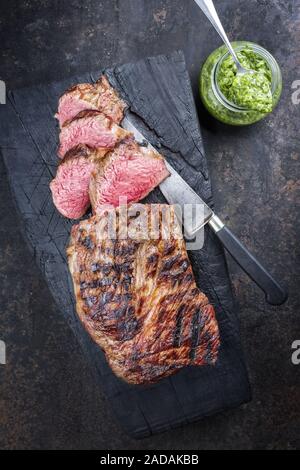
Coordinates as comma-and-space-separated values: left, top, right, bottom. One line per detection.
55, 75, 126, 128
54, 78, 220, 384
67, 205, 220, 384
50, 145, 104, 219
58, 110, 131, 159
89, 140, 170, 214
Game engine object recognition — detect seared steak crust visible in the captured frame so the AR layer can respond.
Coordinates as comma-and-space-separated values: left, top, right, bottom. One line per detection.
55, 75, 126, 127
67, 205, 220, 384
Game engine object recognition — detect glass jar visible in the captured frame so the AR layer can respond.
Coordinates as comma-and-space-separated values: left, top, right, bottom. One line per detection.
199, 41, 282, 126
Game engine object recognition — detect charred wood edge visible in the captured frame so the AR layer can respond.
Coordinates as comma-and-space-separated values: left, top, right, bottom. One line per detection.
0, 51, 251, 438
4, 52, 246, 362
7, 51, 243, 351
2, 93, 110, 382
1, 86, 195, 437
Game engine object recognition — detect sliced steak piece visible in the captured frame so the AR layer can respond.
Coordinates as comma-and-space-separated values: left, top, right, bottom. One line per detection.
55, 75, 126, 127
89, 140, 169, 214
50, 145, 103, 219
58, 110, 131, 159
67, 205, 220, 384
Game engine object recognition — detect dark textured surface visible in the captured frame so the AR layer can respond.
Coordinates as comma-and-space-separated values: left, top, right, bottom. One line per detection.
0, 51, 250, 438
0, 0, 299, 450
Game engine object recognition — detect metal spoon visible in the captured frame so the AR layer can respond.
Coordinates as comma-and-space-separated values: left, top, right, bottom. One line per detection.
193, 0, 254, 75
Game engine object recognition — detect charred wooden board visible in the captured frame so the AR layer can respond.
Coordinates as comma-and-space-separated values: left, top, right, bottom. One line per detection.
0, 51, 251, 438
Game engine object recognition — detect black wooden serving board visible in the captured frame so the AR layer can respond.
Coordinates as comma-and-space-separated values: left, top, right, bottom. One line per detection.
0, 51, 251, 438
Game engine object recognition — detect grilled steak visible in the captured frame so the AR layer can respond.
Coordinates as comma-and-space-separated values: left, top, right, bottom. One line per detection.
89, 140, 170, 214
67, 205, 220, 384
50, 145, 105, 219
58, 110, 131, 159
55, 75, 126, 128
51, 139, 168, 219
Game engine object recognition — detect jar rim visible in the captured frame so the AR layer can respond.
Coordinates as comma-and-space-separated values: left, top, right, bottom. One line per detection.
212, 42, 281, 113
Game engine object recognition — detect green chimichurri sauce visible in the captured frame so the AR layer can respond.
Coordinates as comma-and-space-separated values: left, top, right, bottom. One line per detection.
217, 48, 272, 113
199, 42, 282, 126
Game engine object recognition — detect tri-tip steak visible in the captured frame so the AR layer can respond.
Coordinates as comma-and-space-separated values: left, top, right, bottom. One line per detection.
58, 110, 131, 159
55, 75, 126, 128
89, 139, 170, 214
50, 145, 103, 219
67, 204, 220, 384
51, 139, 169, 219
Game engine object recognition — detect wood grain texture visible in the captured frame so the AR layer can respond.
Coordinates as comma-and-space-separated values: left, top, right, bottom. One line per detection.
0, 51, 250, 438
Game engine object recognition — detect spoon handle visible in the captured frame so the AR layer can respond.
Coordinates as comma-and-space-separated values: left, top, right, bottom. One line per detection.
193, 0, 240, 65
